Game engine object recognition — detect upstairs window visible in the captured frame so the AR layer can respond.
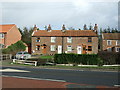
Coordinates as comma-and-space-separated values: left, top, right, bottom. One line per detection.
67, 45, 72, 51
107, 40, 111, 45
36, 45, 40, 50
116, 40, 120, 46
51, 37, 56, 43
51, 45, 55, 51
36, 37, 40, 42
88, 37, 92, 42
67, 37, 72, 43
0, 33, 4, 39
88, 46, 92, 51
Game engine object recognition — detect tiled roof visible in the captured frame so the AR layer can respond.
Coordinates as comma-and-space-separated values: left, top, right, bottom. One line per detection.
32, 30, 98, 37
0, 24, 15, 33
102, 33, 120, 40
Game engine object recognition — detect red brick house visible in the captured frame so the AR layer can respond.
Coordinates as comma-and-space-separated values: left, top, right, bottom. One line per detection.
0, 24, 21, 48
32, 24, 98, 55
102, 33, 120, 52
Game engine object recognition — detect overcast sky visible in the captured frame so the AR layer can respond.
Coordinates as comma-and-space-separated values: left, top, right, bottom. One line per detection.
0, 0, 119, 30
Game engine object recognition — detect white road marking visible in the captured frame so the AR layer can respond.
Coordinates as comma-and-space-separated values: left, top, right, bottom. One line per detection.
114, 85, 120, 87
2, 75, 66, 82
0, 68, 30, 72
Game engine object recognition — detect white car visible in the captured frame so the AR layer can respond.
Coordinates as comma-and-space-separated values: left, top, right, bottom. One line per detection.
15, 52, 31, 60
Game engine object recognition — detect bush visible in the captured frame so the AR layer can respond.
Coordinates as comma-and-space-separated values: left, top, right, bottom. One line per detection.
98, 51, 120, 64
2, 40, 26, 55
54, 53, 100, 65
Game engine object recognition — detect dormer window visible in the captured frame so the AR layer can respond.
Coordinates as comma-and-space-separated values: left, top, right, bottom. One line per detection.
67, 37, 72, 43
51, 37, 56, 43
36, 37, 40, 42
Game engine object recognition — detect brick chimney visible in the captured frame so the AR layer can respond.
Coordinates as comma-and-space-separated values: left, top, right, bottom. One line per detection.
94, 24, 98, 34
33, 25, 38, 32
47, 24, 52, 31
62, 24, 66, 32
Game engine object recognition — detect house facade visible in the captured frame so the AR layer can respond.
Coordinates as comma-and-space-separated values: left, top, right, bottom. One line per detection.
32, 24, 98, 55
102, 33, 120, 52
0, 24, 21, 48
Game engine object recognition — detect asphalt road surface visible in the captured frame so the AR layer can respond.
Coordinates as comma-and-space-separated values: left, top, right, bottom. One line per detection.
1, 66, 119, 87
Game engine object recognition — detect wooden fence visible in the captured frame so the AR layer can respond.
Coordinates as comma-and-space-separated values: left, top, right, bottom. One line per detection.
0, 54, 12, 60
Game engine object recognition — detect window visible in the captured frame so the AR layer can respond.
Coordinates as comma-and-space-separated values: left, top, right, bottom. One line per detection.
107, 40, 111, 45
67, 45, 72, 51
36, 45, 40, 50
88, 46, 92, 51
51, 37, 56, 43
116, 40, 120, 46
51, 45, 55, 51
67, 37, 72, 43
36, 37, 40, 42
116, 47, 120, 52
107, 48, 112, 52
88, 37, 92, 42
0, 33, 4, 39
0, 44, 4, 48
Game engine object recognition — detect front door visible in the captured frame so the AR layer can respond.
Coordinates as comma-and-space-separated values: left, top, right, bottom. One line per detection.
77, 46, 82, 54
58, 45, 62, 54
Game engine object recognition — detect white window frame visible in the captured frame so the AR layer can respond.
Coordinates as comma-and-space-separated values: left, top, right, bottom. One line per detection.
51, 37, 56, 43
51, 45, 55, 51
36, 38, 40, 42
107, 40, 111, 45
116, 40, 120, 46
67, 45, 72, 51
67, 37, 72, 43
36, 45, 40, 50
116, 47, 120, 52
0, 33, 4, 39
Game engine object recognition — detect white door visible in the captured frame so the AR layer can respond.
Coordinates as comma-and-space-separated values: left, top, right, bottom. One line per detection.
77, 46, 82, 54
58, 45, 62, 54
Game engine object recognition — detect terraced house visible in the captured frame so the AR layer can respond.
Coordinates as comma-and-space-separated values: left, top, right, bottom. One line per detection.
0, 24, 21, 48
32, 24, 98, 55
102, 33, 120, 52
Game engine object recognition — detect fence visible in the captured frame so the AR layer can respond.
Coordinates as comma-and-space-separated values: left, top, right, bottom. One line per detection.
0, 54, 12, 60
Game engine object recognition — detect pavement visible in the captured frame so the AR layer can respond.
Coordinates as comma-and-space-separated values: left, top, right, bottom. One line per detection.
2, 76, 119, 89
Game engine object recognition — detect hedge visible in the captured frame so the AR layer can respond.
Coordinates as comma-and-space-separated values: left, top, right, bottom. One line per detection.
98, 51, 120, 64
2, 40, 26, 55
54, 53, 101, 65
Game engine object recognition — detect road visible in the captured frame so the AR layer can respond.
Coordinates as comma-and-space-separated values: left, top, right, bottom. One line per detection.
1, 66, 119, 88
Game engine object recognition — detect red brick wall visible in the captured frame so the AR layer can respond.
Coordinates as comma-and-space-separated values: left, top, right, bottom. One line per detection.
102, 40, 119, 51
32, 36, 98, 55
5, 25, 21, 47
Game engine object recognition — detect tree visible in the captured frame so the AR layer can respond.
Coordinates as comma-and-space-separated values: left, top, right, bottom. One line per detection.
2, 40, 26, 55
20, 27, 33, 45
107, 26, 111, 33
68, 27, 75, 30
89, 23, 93, 30
83, 24, 88, 30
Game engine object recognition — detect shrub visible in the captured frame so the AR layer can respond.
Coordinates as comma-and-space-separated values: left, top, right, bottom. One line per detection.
2, 40, 26, 55
98, 51, 120, 64
54, 53, 99, 65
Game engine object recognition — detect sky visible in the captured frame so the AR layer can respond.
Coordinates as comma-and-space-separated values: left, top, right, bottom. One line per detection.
0, 0, 119, 31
